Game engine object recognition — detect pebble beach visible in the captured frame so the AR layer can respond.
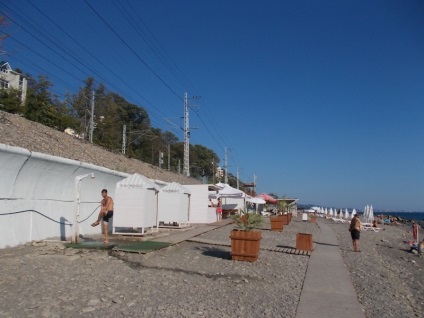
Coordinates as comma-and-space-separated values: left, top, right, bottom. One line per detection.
0, 216, 422, 317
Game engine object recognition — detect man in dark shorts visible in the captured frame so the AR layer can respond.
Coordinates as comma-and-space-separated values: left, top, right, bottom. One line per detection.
91, 189, 114, 243
349, 214, 362, 252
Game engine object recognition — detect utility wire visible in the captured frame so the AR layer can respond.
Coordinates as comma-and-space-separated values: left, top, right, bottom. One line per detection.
24, 0, 171, 125
84, 0, 183, 102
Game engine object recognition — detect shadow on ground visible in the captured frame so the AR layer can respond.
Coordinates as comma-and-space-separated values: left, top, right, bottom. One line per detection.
196, 246, 231, 260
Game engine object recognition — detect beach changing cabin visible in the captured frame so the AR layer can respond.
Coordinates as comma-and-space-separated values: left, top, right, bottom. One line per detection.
113, 173, 160, 235
184, 184, 220, 224
158, 182, 191, 227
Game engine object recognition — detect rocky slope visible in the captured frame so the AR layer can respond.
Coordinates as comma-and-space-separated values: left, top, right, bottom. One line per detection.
0, 111, 200, 185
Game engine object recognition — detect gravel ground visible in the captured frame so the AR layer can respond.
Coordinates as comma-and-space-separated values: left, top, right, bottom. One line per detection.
328, 220, 424, 318
0, 216, 317, 318
0, 111, 200, 185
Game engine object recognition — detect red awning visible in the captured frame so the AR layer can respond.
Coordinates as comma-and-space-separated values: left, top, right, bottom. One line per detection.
257, 193, 278, 204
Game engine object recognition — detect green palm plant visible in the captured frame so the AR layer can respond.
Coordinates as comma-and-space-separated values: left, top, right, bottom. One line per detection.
232, 210, 263, 231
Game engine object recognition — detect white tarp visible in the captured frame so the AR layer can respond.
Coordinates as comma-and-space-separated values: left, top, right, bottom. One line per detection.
0, 143, 128, 248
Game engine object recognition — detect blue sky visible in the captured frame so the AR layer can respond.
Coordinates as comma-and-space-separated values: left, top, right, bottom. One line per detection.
2, 0, 424, 211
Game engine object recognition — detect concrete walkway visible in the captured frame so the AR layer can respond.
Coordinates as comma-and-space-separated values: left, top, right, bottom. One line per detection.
154, 218, 234, 244
296, 219, 365, 318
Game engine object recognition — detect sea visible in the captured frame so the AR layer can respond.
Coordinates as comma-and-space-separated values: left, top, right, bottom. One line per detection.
356, 212, 424, 221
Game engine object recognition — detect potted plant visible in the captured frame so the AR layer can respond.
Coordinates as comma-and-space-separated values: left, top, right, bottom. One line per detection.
230, 210, 263, 262
278, 199, 290, 225
270, 213, 284, 232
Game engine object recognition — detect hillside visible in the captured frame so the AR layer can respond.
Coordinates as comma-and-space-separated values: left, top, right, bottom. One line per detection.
0, 111, 201, 185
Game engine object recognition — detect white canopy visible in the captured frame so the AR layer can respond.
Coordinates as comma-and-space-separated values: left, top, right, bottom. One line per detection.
246, 196, 266, 204
215, 183, 246, 198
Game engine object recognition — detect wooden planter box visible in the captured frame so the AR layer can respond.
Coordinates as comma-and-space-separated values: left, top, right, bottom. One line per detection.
281, 214, 289, 225
270, 216, 284, 232
296, 233, 313, 251
230, 230, 261, 262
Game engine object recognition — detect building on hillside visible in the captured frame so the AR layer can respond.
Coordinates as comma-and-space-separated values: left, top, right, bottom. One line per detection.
0, 61, 27, 104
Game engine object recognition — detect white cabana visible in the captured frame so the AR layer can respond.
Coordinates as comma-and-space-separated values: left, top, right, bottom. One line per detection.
113, 173, 160, 235
185, 184, 217, 223
158, 182, 191, 228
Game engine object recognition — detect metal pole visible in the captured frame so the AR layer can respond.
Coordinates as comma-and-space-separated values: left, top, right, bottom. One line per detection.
212, 161, 215, 184
167, 143, 170, 171
89, 90, 95, 144
72, 173, 94, 243
122, 125, 126, 154
183, 92, 190, 176
224, 147, 228, 184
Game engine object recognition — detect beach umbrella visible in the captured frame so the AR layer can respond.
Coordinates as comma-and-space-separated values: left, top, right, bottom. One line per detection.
363, 205, 368, 222
329, 208, 334, 217
325, 207, 328, 215
257, 193, 278, 204
369, 205, 374, 223
344, 208, 349, 219
351, 209, 357, 218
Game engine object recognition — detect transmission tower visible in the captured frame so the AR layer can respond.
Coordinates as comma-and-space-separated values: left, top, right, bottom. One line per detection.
182, 92, 200, 177
183, 93, 190, 176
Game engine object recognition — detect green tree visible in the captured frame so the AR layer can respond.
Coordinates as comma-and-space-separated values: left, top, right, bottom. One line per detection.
0, 88, 22, 113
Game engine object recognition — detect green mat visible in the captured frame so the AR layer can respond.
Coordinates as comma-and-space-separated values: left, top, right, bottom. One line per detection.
112, 241, 172, 253
64, 241, 115, 250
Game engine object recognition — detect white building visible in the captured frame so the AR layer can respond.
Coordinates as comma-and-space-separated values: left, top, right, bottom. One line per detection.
0, 61, 27, 104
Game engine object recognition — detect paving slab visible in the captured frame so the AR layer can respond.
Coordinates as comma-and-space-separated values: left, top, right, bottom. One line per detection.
296, 219, 365, 318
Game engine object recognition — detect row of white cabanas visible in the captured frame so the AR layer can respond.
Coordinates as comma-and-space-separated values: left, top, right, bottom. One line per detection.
113, 177, 268, 235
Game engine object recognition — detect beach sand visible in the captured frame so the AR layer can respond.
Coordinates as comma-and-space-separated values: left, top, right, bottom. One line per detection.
0, 216, 422, 317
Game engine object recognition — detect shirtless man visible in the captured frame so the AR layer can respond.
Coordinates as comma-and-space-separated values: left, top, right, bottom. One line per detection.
91, 189, 114, 243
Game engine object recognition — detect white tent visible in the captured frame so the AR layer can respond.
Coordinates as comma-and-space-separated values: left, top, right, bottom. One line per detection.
215, 183, 245, 197
158, 182, 191, 228
246, 196, 266, 213
113, 173, 160, 235
215, 183, 246, 211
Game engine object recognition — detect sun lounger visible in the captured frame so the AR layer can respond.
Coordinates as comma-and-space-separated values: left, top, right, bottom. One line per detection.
331, 218, 348, 223
362, 226, 382, 232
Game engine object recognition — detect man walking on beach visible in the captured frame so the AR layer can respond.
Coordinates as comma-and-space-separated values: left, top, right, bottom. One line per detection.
91, 189, 114, 244
349, 214, 362, 252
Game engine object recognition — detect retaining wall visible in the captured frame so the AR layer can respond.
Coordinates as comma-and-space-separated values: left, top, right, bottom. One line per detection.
0, 143, 129, 248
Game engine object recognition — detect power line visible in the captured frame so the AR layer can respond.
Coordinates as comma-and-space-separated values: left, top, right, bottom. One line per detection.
83, 0, 183, 102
